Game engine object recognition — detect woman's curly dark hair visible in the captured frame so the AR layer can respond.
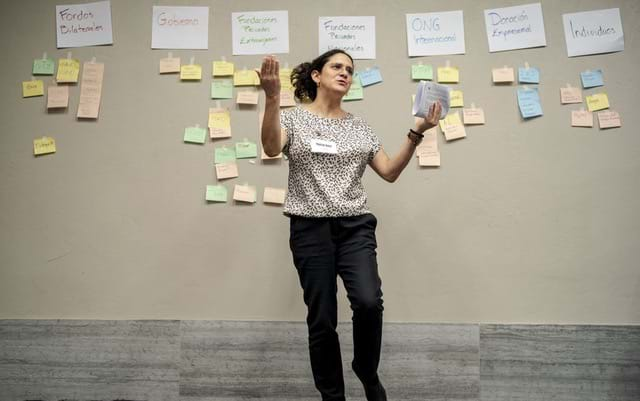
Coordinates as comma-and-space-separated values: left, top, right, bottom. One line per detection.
290, 49, 354, 101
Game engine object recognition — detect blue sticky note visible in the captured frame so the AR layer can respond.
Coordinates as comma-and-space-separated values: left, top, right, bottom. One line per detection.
580, 70, 604, 89
517, 87, 543, 119
518, 67, 540, 84
358, 67, 383, 87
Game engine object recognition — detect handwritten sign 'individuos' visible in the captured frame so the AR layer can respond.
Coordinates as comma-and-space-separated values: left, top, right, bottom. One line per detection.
56, 1, 113, 48
318, 16, 376, 60
232, 11, 289, 55
151, 6, 209, 49
562, 8, 624, 57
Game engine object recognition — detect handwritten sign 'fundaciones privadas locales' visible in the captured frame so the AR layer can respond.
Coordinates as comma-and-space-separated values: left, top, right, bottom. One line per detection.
232, 11, 289, 55
318, 16, 376, 60
483, 3, 547, 53
55, 0, 113, 48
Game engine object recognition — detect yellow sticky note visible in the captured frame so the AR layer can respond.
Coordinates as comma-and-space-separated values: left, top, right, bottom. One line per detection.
234, 69, 260, 86
213, 61, 235, 76
180, 64, 202, 80
22, 80, 44, 97
586, 93, 609, 112
56, 58, 80, 83
33, 137, 56, 156
208, 108, 231, 138
439, 112, 463, 129
437, 67, 459, 83
279, 68, 293, 90
450, 90, 464, 107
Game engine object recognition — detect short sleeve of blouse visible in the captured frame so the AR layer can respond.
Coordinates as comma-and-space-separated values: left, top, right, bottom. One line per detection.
366, 122, 381, 163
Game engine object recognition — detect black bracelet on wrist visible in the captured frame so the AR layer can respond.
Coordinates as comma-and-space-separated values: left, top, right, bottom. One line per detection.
407, 131, 423, 146
409, 128, 424, 137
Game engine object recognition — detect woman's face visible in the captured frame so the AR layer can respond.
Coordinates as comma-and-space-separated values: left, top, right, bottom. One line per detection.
313, 53, 354, 96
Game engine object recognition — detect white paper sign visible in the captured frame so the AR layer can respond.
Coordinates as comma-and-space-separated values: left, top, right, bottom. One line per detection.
562, 8, 624, 57
56, 1, 113, 48
151, 6, 209, 49
406, 11, 465, 56
484, 3, 546, 52
232, 11, 289, 55
319, 16, 376, 59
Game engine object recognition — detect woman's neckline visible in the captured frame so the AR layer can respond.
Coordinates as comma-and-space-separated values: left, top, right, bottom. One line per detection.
300, 106, 352, 120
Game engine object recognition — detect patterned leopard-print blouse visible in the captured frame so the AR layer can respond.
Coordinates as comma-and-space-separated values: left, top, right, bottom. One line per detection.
280, 107, 381, 217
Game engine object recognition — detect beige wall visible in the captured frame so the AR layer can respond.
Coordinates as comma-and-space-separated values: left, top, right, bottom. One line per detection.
1, 0, 638, 324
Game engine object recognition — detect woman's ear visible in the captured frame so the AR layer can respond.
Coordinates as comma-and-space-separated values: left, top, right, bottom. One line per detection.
310, 69, 320, 85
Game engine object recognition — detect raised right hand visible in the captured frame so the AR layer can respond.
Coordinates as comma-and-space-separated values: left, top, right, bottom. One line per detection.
257, 55, 281, 98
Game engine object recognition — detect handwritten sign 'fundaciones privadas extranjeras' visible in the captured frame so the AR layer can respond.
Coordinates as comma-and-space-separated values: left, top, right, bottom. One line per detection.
55, 0, 113, 48
232, 11, 289, 55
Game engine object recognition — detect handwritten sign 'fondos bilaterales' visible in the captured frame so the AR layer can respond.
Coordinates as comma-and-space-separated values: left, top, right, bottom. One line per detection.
318, 16, 376, 60
232, 11, 289, 55
562, 8, 624, 58
406, 11, 466, 57
151, 6, 209, 49
484, 3, 547, 53
56, 0, 113, 48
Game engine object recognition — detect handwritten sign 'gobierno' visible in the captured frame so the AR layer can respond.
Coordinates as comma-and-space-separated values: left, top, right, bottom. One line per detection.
151, 6, 209, 49
232, 11, 289, 55
483, 3, 546, 53
318, 16, 376, 60
56, 0, 113, 48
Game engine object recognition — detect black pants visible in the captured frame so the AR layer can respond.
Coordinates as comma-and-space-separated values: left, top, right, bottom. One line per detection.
289, 213, 384, 401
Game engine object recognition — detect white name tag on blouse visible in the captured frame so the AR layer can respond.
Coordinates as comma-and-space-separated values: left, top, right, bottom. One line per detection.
310, 138, 337, 154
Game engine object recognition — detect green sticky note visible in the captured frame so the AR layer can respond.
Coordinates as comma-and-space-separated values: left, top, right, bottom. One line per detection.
206, 185, 227, 202
344, 73, 363, 101
211, 79, 233, 99
412, 64, 433, 80
215, 147, 236, 163
33, 58, 55, 75
235, 141, 258, 159
184, 127, 206, 144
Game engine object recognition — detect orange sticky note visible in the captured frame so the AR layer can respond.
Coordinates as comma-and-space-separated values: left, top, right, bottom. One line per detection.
463, 108, 485, 125
47, 85, 69, 108
571, 110, 593, 127
263, 187, 286, 204
233, 184, 257, 203
280, 90, 296, 107
236, 91, 259, 105
215, 162, 239, 180
492, 67, 515, 83
418, 151, 440, 167
560, 87, 582, 104
159, 57, 181, 74
597, 110, 621, 129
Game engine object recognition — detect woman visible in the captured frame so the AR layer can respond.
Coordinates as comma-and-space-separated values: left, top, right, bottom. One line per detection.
258, 49, 441, 401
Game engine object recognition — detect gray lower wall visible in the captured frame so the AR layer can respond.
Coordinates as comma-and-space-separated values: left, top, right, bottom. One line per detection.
1, 320, 638, 401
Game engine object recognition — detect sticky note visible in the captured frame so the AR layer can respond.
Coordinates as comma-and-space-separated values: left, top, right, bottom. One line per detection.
22, 80, 44, 97
215, 162, 239, 180
33, 58, 55, 75
159, 57, 180, 74
280, 90, 296, 107
358, 67, 382, 87
234, 70, 259, 86
411, 64, 433, 80
184, 127, 207, 144
208, 108, 231, 138
215, 147, 236, 164
233, 184, 257, 203
416, 128, 438, 156
211, 79, 233, 99
279, 68, 293, 90
517, 87, 543, 119
206, 185, 228, 202
439, 112, 466, 141
571, 110, 593, 127
263, 187, 286, 204
439, 111, 463, 130
47, 85, 69, 109
463, 108, 485, 125
597, 110, 621, 129
236, 91, 259, 105
450, 90, 464, 107
180, 64, 202, 80
344, 73, 363, 101
586, 93, 609, 112
213, 61, 235, 76
492, 67, 515, 83
437, 66, 459, 83
236, 141, 258, 159
56, 58, 80, 83
261, 147, 282, 160
580, 69, 604, 89
33, 137, 56, 156
77, 62, 104, 119
518, 67, 540, 84
560, 87, 582, 104
418, 152, 440, 167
